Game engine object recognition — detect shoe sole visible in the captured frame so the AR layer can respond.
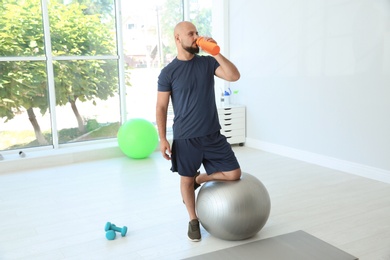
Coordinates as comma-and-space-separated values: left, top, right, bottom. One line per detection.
187, 236, 201, 242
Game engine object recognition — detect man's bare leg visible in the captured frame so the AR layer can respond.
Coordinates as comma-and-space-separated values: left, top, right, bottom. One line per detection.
181, 176, 201, 241
196, 168, 241, 184
181, 176, 197, 219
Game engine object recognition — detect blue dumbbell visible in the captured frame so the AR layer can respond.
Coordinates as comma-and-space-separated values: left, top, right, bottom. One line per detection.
105, 230, 116, 240
105, 222, 128, 237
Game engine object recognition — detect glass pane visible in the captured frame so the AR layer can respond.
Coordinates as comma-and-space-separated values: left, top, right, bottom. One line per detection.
53, 60, 120, 144
0, 0, 45, 57
189, 0, 212, 37
122, 0, 183, 135
0, 61, 53, 150
49, 0, 117, 56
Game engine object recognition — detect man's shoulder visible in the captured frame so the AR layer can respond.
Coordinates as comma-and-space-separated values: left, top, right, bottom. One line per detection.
160, 58, 180, 73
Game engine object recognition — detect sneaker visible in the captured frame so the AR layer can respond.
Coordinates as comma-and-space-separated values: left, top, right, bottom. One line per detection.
188, 219, 201, 242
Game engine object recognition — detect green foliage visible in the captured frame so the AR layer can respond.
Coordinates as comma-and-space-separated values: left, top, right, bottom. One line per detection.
50, 0, 118, 108
86, 118, 100, 132
63, 0, 114, 16
1, 121, 120, 150
49, 1, 116, 56
0, 0, 45, 57
191, 8, 212, 37
81, 122, 119, 139
0, 0, 118, 121
0, 0, 46, 120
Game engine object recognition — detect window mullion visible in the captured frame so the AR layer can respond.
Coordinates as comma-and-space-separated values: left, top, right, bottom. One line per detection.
116, 0, 127, 124
41, 0, 59, 149
183, 0, 190, 20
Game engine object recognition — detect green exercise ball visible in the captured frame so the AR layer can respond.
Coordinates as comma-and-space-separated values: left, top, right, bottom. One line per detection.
117, 118, 158, 159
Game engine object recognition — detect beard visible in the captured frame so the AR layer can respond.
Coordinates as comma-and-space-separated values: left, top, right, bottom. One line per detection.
183, 43, 199, 54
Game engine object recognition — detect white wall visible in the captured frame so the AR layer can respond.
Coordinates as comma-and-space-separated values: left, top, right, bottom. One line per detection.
229, 0, 390, 174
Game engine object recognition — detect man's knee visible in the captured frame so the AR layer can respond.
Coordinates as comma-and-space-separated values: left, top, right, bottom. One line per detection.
226, 168, 241, 181
180, 176, 194, 187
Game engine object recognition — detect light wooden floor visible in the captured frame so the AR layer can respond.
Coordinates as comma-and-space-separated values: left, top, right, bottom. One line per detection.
0, 146, 389, 259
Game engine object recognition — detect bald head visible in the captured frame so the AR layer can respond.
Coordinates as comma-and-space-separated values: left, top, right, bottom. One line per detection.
173, 21, 200, 58
174, 21, 197, 39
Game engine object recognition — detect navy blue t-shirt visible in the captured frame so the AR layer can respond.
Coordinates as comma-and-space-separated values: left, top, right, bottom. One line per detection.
158, 55, 221, 139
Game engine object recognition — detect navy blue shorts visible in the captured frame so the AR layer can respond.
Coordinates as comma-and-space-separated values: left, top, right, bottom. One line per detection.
170, 131, 240, 177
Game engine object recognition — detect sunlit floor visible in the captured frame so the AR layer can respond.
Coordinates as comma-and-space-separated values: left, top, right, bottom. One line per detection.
0, 146, 389, 259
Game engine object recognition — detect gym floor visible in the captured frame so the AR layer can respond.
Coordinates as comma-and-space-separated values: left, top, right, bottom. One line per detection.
0, 146, 389, 259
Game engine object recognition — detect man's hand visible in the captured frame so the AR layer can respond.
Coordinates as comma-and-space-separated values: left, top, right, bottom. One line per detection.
160, 139, 172, 160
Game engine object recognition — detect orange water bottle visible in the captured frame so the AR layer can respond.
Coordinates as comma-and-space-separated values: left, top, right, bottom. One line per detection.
196, 37, 220, 56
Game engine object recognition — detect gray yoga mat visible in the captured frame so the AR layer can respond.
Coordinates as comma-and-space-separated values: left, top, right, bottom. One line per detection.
183, 230, 358, 260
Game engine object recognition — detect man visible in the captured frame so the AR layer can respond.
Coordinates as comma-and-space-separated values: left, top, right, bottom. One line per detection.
156, 21, 241, 242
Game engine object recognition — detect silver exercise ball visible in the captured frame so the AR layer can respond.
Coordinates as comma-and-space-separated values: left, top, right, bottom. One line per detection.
196, 172, 271, 241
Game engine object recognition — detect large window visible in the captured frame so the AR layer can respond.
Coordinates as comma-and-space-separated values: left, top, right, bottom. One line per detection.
0, 0, 213, 153
0, 0, 120, 151
123, 0, 213, 137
